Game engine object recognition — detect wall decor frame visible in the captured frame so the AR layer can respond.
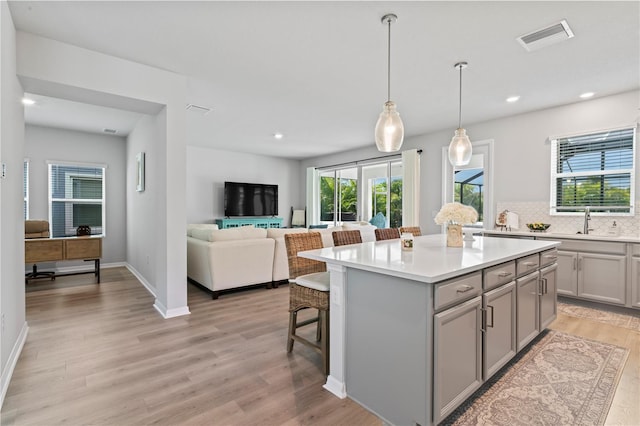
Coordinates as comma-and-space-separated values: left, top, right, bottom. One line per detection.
136, 152, 145, 192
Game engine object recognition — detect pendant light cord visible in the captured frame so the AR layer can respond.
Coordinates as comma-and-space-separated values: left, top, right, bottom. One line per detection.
387, 18, 391, 102
458, 64, 463, 129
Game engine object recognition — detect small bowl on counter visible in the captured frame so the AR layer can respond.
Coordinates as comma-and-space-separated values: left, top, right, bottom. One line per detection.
526, 223, 551, 232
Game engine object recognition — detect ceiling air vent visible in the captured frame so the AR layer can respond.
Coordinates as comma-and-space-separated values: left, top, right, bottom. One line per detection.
103, 128, 117, 134
186, 104, 212, 116
517, 20, 574, 52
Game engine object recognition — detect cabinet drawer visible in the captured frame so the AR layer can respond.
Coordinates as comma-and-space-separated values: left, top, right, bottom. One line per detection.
434, 271, 482, 312
483, 261, 515, 291
516, 254, 540, 277
539, 248, 558, 268
632, 244, 640, 257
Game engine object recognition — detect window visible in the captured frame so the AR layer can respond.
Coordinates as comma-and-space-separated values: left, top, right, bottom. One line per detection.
454, 168, 483, 223
316, 157, 403, 227
23, 160, 29, 219
48, 162, 105, 237
551, 127, 635, 214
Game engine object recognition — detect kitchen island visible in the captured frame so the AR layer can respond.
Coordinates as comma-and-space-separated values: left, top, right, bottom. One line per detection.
300, 234, 560, 426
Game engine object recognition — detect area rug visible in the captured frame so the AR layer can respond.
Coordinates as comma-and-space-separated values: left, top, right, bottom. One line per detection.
558, 301, 640, 332
444, 330, 629, 426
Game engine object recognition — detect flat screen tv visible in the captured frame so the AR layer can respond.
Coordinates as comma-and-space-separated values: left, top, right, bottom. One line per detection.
224, 181, 278, 217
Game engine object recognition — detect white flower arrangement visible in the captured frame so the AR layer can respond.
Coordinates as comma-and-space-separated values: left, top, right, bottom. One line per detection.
434, 202, 478, 225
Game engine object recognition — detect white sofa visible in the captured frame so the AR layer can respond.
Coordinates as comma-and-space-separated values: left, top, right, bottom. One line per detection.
186, 222, 377, 298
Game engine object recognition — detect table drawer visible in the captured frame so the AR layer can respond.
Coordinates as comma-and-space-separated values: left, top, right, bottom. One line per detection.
25, 239, 64, 263
516, 254, 539, 277
434, 271, 482, 312
65, 238, 102, 260
483, 260, 515, 291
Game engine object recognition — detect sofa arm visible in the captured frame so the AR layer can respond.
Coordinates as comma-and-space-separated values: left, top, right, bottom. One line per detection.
187, 237, 213, 288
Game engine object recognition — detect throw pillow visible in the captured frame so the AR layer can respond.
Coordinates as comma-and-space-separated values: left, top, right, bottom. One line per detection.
369, 212, 386, 228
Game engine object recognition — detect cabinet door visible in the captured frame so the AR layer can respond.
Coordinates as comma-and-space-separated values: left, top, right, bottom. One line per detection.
556, 250, 578, 296
539, 264, 557, 330
483, 281, 517, 379
632, 252, 640, 309
578, 253, 626, 305
516, 271, 540, 351
433, 296, 482, 425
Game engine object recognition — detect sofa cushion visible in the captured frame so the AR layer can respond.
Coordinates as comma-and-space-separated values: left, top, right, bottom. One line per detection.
209, 226, 267, 242
343, 223, 376, 242
187, 223, 218, 237
266, 228, 308, 239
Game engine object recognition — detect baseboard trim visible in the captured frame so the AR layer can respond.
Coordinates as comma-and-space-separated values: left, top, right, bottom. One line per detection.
1, 322, 29, 409
153, 299, 190, 319
125, 263, 156, 298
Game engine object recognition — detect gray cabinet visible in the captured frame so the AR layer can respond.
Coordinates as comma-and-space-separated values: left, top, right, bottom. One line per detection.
483, 281, 517, 379
578, 252, 626, 305
556, 250, 578, 296
516, 271, 540, 351
631, 245, 640, 309
433, 296, 483, 425
539, 264, 557, 329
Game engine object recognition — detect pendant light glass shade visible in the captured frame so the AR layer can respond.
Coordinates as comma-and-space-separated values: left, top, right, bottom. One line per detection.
448, 128, 472, 165
448, 62, 472, 166
375, 101, 404, 152
375, 14, 404, 152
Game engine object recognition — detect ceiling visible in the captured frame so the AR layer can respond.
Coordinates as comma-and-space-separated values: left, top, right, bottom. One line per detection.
9, 1, 640, 159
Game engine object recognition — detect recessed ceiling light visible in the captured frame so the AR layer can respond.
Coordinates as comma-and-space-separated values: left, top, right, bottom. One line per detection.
21, 97, 35, 106
273, 133, 284, 140
579, 92, 595, 99
506, 96, 520, 103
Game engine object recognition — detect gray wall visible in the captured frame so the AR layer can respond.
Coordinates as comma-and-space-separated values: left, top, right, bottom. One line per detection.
25, 124, 127, 266
186, 146, 302, 225
0, 1, 26, 404
301, 90, 640, 234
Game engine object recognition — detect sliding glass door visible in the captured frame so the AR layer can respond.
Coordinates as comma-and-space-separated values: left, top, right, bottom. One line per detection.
319, 167, 358, 224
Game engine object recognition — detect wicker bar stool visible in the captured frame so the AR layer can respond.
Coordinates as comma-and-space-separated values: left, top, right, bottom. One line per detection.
284, 232, 330, 375
375, 227, 400, 241
399, 226, 422, 237
332, 229, 362, 246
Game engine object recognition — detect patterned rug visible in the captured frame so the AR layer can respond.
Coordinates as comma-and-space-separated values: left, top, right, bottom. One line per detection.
444, 330, 629, 426
558, 301, 640, 332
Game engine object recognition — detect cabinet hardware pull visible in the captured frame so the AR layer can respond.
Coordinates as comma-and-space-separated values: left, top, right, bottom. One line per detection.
487, 305, 494, 328
498, 271, 513, 277
544, 255, 558, 260
544, 278, 548, 294
538, 279, 544, 296
481, 308, 487, 332
573, 258, 577, 270
456, 285, 474, 293
578, 258, 582, 270
523, 261, 536, 266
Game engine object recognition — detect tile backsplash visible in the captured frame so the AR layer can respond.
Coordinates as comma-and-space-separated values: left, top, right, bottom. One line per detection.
494, 201, 640, 237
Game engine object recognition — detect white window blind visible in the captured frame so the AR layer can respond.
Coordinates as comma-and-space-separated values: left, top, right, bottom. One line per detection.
48, 163, 105, 237
551, 127, 635, 214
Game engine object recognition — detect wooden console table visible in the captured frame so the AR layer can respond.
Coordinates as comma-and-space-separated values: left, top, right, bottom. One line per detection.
25, 236, 102, 283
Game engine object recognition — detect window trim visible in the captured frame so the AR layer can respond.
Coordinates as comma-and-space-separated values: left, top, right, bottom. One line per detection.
549, 125, 636, 216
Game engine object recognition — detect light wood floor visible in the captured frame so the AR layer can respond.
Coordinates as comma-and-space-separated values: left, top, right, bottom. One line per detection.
2, 268, 638, 425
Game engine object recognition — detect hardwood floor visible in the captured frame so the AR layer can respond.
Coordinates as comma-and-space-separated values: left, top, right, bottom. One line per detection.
2, 268, 638, 425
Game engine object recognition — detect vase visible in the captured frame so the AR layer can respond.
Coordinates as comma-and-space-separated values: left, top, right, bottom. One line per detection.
446, 224, 463, 247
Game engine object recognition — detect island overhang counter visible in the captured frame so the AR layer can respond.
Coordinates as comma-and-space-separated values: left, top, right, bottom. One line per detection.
299, 234, 560, 426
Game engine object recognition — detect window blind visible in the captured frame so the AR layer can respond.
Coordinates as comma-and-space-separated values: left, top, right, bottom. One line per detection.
49, 163, 105, 237
551, 127, 635, 213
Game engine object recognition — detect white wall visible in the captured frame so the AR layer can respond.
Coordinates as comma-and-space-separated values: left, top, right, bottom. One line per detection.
0, 2, 27, 406
301, 90, 640, 235
25, 125, 127, 265
16, 32, 188, 317
186, 146, 302, 225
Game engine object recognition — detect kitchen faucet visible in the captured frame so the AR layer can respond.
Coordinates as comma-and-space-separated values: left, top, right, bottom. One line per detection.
583, 207, 592, 234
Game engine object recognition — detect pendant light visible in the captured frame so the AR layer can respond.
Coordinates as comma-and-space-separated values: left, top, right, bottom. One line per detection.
375, 13, 404, 152
448, 61, 472, 166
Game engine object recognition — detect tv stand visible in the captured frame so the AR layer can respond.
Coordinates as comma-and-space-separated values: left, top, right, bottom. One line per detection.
216, 217, 283, 229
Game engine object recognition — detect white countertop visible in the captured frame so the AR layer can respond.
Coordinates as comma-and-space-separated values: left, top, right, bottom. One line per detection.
483, 229, 640, 244
299, 234, 559, 284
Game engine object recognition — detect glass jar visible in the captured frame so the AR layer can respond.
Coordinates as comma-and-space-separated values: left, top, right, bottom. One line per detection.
401, 232, 414, 250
